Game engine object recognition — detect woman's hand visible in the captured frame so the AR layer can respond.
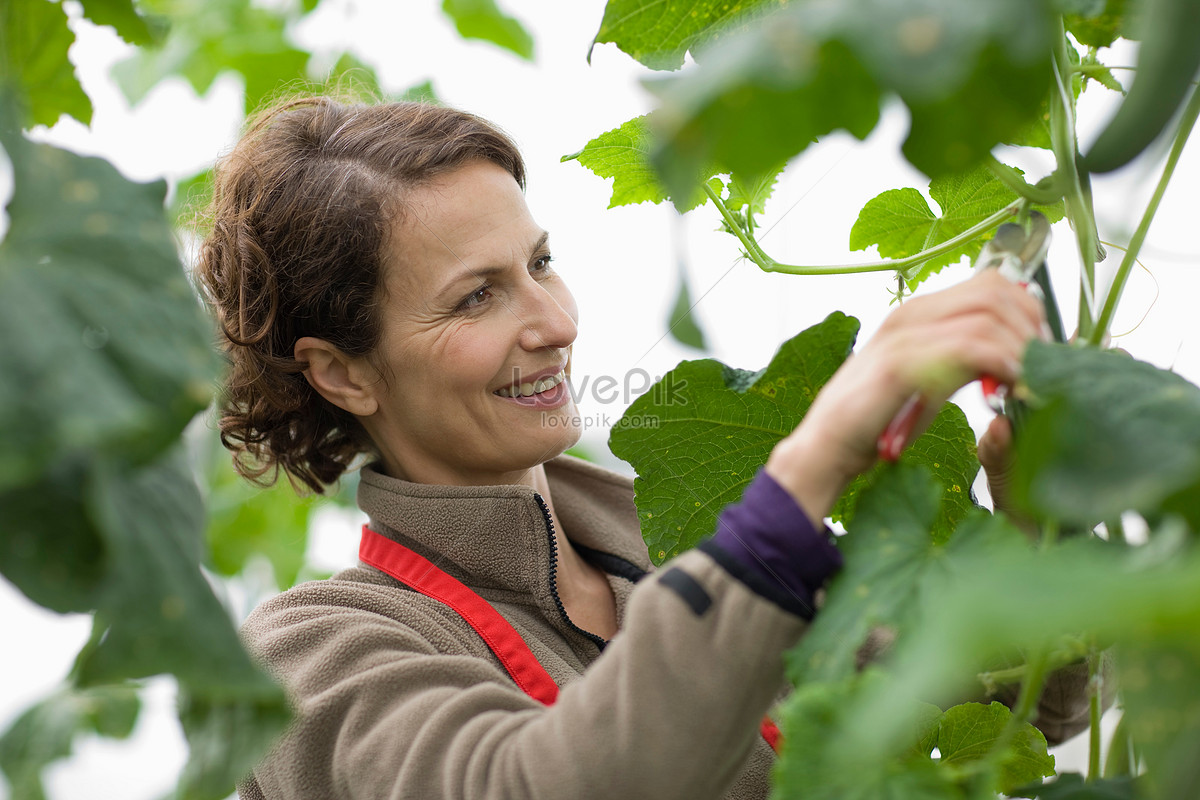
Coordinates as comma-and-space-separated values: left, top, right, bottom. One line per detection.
766, 270, 1046, 525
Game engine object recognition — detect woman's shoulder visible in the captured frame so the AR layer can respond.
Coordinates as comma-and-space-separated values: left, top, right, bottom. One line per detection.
241, 569, 488, 663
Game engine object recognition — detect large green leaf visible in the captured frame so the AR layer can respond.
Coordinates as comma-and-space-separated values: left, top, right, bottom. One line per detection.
1112, 643, 1200, 800
609, 312, 860, 564
177, 688, 293, 800
849, 164, 1065, 288
0, 685, 140, 800
1014, 342, 1200, 526
789, 465, 1026, 684
75, 454, 292, 799
642, 0, 1055, 203
441, 0, 533, 61
591, 0, 773, 71
610, 314, 983, 565
936, 701, 1055, 793
837, 529, 1200, 783
0, 132, 218, 493
0, 0, 92, 128
561, 114, 711, 212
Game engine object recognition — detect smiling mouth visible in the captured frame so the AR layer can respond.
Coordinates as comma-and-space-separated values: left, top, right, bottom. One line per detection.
494, 370, 567, 398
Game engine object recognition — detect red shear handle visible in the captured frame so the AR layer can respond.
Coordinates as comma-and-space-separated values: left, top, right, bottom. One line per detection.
877, 393, 925, 462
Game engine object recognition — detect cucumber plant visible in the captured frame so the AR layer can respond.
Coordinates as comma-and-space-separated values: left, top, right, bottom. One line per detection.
570, 0, 1200, 797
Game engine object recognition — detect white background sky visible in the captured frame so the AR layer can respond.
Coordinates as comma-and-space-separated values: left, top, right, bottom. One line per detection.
3, 0, 1197, 796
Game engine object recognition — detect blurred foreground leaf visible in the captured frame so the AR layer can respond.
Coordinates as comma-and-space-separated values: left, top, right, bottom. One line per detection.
0, 685, 140, 800
1015, 342, 1200, 527
791, 465, 1024, 684
591, 0, 772, 70
644, 0, 1055, 202
0, 0, 92, 127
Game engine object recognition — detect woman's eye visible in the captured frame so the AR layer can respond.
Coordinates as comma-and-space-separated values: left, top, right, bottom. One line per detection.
458, 285, 491, 312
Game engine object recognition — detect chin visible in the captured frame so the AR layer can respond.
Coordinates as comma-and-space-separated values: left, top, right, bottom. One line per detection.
523, 406, 583, 466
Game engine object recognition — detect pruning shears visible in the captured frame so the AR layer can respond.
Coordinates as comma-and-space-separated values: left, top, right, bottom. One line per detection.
876, 211, 1052, 462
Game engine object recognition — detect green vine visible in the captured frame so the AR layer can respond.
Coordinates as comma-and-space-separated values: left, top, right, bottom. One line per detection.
1090, 84, 1200, 346
703, 182, 1023, 279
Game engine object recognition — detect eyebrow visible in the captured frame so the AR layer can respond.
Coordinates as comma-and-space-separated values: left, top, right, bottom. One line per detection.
436, 230, 551, 300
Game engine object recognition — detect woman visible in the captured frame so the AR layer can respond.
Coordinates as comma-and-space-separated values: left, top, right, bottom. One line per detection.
199, 97, 1070, 800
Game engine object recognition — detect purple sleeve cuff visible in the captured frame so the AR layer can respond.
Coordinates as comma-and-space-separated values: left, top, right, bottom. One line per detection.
698, 469, 843, 619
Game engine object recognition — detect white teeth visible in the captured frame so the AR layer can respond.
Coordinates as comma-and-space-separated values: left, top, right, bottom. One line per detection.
496, 371, 565, 398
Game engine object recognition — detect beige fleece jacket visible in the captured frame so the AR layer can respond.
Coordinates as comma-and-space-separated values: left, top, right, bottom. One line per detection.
238, 455, 796, 800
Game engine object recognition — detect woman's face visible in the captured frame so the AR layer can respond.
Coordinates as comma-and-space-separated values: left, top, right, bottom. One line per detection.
358, 159, 581, 486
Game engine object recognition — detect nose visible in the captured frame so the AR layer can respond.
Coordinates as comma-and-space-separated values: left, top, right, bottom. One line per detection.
517, 277, 578, 353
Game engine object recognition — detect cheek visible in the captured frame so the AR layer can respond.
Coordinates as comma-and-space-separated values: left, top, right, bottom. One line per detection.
437, 320, 514, 389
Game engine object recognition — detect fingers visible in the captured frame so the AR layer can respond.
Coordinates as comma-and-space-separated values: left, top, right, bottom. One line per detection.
771, 269, 1049, 497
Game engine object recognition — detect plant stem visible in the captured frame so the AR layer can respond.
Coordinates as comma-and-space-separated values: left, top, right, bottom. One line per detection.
1050, 22, 1101, 339
985, 156, 1064, 205
704, 182, 1020, 277
1087, 649, 1103, 781
977, 635, 1089, 694
1090, 85, 1200, 346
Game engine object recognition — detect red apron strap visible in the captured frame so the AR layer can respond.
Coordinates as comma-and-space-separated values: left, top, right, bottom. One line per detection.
359, 525, 781, 753
360, 525, 560, 705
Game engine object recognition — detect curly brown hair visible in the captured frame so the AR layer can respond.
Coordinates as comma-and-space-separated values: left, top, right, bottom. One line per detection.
196, 96, 526, 493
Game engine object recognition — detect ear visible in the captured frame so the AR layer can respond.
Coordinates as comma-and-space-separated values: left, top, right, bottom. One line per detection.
294, 336, 381, 417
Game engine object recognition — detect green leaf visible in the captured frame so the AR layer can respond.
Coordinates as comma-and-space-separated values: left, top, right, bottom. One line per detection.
830, 402, 980, 544
666, 269, 707, 350
1019, 772, 1142, 799
399, 79, 440, 104
1078, 52, 1125, 94
0, 464, 107, 613
111, 0, 311, 113
646, 34, 881, 206
317, 51, 383, 100
789, 465, 1026, 684
936, 701, 1055, 793
848, 164, 1065, 289
643, 0, 1055, 201
0, 132, 218, 493
834, 531, 1200, 773
591, 0, 774, 71
1064, 0, 1131, 47
1005, 44, 1081, 150
77, 0, 167, 46
202, 436, 317, 589
74, 455, 239, 687
1113, 644, 1200, 800
177, 687, 293, 800
562, 114, 711, 212
775, 670, 964, 800
609, 312, 860, 564
1014, 342, 1200, 526
169, 167, 213, 230
725, 164, 785, 230
0, 684, 141, 800
441, 0, 533, 61
0, 0, 93, 128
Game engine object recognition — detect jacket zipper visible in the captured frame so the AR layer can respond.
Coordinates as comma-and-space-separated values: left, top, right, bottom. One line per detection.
533, 492, 608, 652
